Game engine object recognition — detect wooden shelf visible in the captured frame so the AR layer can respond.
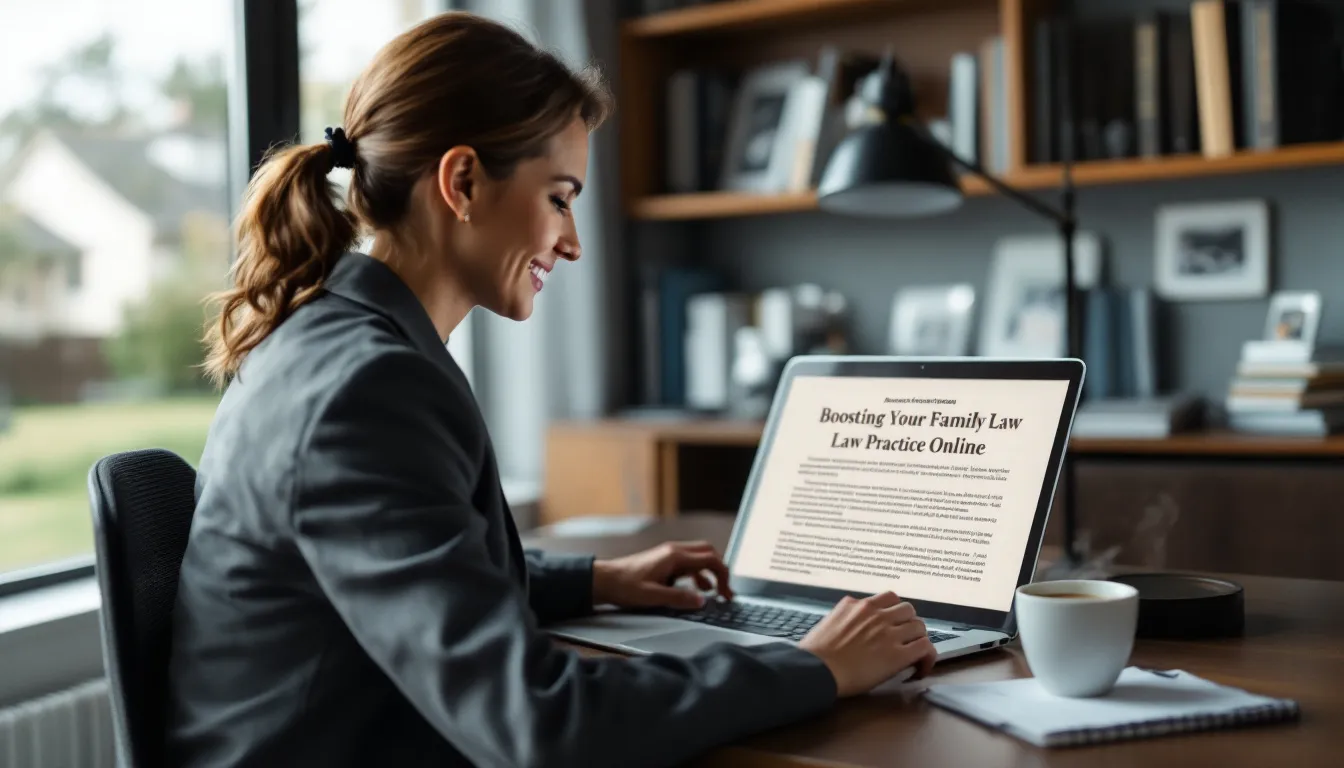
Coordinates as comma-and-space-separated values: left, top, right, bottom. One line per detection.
560, 418, 1344, 458
629, 176, 993, 221
1009, 141, 1344, 190
1068, 431, 1344, 458
627, 190, 818, 220
621, 0, 950, 39
627, 142, 1344, 221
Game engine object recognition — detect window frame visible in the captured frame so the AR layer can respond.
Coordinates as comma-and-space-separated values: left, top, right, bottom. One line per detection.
1, 0, 465, 597
0, 0, 302, 596
0, 556, 96, 599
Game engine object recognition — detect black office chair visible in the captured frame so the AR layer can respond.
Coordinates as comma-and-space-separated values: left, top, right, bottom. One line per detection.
89, 448, 198, 768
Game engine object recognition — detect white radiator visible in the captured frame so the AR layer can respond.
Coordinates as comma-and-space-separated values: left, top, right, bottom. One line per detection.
0, 678, 116, 768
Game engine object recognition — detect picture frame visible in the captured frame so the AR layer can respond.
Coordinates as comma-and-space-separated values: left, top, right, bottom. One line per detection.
1262, 291, 1322, 348
888, 284, 976, 356
719, 60, 812, 192
979, 232, 1104, 358
1154, 199, 1270, 301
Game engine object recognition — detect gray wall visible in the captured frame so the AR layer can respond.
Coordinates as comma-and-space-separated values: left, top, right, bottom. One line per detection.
693, 165, 1344, 402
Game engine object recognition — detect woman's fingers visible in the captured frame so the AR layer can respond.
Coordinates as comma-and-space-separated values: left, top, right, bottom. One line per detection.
671, 549, 733, 599
879, 601, 917, 625
863, 591, 902, 610
891, 617, 928, 645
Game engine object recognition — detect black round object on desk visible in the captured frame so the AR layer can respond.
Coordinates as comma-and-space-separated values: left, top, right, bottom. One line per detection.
1108, 573, 1245, 639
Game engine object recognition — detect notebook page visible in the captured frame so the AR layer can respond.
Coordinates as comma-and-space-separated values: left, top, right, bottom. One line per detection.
924, 667, 1297, 746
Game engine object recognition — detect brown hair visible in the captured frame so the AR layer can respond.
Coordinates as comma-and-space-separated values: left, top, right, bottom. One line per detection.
203, 11, 611, 386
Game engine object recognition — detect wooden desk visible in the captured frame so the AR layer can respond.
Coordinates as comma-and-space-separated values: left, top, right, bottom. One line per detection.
524, 514, 1341, 768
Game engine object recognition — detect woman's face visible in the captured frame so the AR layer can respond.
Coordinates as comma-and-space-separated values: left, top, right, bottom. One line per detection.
448, 116, 589, 321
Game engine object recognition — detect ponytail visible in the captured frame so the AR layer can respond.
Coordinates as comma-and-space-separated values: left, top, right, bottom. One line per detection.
203, 141, 357, 387
203, 11, 611, 388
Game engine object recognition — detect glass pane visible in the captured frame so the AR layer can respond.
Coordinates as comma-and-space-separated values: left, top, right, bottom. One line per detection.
299, 0, 445, 144
298, 0, 444, 254
0, 0, 233, 575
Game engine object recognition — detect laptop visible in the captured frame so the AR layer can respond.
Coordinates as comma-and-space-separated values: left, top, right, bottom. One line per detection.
547, 355, 1085, 668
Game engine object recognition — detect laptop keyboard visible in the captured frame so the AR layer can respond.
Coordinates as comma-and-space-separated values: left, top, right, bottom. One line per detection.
665, 600, 960, 645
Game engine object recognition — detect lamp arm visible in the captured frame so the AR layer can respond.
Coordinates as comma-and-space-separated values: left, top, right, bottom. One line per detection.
903, 118, 1072, 228
901, 118, 1083, 360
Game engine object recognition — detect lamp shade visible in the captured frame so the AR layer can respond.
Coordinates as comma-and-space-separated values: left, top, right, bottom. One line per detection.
817, 120, 963, 218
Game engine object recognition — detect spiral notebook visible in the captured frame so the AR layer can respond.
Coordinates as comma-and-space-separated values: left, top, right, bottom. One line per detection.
923, 667, 1300, 748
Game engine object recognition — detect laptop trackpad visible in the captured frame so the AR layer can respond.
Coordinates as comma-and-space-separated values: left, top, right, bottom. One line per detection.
626, 627, 782, 655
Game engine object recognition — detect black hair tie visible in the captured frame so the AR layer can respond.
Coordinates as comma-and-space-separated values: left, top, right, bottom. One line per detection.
324, 126, 356, 171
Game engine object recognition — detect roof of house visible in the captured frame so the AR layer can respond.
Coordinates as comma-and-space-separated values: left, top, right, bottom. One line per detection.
55, 132, 228, 240
13, 211, 79, 258
0, 129, 229, 243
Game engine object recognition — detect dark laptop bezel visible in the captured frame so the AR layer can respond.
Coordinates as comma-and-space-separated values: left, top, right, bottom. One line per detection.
722, 355, 1085, 637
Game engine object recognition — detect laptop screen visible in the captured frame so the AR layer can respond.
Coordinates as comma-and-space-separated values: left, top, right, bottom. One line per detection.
731, 373, 1072, 614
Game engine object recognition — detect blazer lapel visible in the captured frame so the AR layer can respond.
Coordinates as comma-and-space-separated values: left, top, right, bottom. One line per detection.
321, 251, 487, 447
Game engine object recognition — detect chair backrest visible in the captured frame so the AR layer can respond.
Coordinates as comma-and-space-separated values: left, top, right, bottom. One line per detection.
88, 448, 198, 768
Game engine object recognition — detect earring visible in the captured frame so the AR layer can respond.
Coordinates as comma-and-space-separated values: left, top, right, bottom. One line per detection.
462, 213, 471, 223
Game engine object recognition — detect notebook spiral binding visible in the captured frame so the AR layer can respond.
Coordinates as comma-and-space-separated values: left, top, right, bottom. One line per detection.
1045, 699, 1302, 747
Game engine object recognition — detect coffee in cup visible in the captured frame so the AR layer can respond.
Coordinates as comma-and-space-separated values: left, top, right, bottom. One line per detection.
1014, 579, 1139, 697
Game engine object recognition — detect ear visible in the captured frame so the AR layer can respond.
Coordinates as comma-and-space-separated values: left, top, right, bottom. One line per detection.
436, 146, 477, 222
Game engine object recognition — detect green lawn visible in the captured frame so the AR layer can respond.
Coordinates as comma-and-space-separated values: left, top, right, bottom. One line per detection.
0, 396, 220, 573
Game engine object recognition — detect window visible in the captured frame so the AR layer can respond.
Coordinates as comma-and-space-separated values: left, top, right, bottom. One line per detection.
298, 0, 446, 182
0, 0, 234, 577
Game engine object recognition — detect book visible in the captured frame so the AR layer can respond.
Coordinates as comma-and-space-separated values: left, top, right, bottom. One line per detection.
1071, 394, 1203, 438
1191, 0, 1243, 156
1228, 374, 1344, 395
1165, 10, 1200, 154
1228, 408, 1344, 436
663, 69, 733, 194
1226, 389, 1344, 412
924, 667, 1300, 748
980, 36, 1008, 174
1239, 340, 1344, 365
949, 51, 979, 167
1134, 12, 1168, 157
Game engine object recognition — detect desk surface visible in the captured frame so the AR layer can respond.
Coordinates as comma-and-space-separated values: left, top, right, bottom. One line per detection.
523, 514, 1343, 768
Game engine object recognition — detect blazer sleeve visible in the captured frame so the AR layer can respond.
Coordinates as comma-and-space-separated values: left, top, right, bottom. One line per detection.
521, 549, 596, 624
289, 351, 837, 768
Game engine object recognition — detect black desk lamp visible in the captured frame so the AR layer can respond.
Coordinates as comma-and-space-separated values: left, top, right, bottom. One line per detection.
817, 53, 1085, 566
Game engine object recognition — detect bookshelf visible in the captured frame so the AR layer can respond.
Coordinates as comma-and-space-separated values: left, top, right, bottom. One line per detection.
618, 0, 1344, 221
627, 177, 997, 219
620, 0, 939, 39
544, 2, 1344, 579
591, 1, 1344, 502
616, 0, 1010, 214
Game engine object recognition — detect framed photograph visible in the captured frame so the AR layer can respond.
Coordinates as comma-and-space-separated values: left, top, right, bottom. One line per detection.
979, 232, 1103, 358
888, 285, 976, 356
1262, 291, 1322, 347
719, 60, 811, 192
1155, 199, 1270, 300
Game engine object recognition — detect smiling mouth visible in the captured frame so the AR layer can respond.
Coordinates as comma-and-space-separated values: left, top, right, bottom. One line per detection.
529, 260, 550, 292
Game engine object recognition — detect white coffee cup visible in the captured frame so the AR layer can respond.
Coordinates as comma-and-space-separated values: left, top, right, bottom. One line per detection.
1014, 579, 1139, 697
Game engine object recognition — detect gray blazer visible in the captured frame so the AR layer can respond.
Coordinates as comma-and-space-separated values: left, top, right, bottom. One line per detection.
165, 252, 836, 768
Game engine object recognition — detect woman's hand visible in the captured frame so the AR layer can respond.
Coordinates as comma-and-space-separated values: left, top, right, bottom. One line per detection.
592, 540, 734, 610
799, 592, 938, 697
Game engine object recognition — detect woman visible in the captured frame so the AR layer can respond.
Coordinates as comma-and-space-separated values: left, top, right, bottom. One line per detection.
167, 11, 936, 768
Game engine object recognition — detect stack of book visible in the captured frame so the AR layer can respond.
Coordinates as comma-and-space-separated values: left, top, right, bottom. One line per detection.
1226, 341, 1344, 436
1069, 285, 1206, 440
